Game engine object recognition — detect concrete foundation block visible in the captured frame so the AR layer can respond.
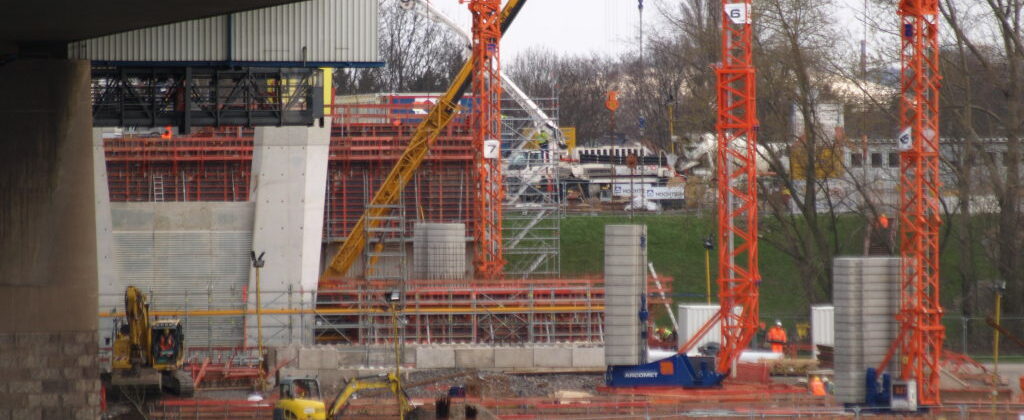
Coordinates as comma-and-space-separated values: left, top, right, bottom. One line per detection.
319, 347, 339, 369
455, 348, 495, 368
275, 345, 299, 368
277, 368, 317, 381
298, 347, 322, 370
404, 346, 417, 365
336, 350, 365, 367
534, 346, 573, 368
416, 347, 456, 369
572, 346, 605, 368
495, 347, 534, 368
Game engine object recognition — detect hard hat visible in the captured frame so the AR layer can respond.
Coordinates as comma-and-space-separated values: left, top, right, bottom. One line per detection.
775, 320, 782, 326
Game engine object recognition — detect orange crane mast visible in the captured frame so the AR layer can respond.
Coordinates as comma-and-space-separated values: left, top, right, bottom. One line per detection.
679, 0, 761, 376
465, 0, 506, 279
878, 0, 944, 406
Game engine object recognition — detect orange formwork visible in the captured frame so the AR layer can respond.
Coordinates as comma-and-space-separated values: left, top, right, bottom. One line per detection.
103, 97, 479, 242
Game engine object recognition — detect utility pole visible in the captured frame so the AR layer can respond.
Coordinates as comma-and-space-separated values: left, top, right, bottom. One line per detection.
250, 251, 266, 391
386, 290, 404, 420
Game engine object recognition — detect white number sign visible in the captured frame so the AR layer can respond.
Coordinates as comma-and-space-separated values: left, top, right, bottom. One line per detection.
724, 3, 751, 25
897, 127, 912, 151
484, 139, 501, 159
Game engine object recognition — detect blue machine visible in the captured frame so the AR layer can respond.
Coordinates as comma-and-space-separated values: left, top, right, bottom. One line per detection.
606, 354, 725, 388
864, 368, 892, 408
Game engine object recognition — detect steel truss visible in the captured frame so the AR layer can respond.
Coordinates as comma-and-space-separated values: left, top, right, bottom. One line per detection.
91, 67, 323, 129
467, 0, 506, 279
680, 0, 761, 375
879, 0, 944, 405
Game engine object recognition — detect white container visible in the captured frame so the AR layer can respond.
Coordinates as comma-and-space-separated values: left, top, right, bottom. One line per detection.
811, 305, 834, 359
677, 304, 721, 352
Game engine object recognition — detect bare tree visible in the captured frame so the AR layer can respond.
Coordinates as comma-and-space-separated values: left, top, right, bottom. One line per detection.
335, 0, 463, 94
940, 0, 1024, 314
750, 0, 858, 303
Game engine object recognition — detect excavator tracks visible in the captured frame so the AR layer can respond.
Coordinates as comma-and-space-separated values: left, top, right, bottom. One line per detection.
163, 370, 195, 397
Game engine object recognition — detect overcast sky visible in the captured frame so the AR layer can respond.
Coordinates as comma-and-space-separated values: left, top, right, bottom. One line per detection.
423, 0, 868, 62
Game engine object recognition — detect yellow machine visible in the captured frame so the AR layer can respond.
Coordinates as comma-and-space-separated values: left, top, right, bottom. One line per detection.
108, 286, 194, 397
274, 373, 412, 420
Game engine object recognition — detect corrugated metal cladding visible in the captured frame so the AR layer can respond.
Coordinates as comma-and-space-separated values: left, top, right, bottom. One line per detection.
112, 231, 252, 348
68, 0, 379, 65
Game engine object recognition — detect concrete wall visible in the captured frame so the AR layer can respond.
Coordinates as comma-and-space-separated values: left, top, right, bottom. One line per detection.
100, 201, 255, 348
0, 59, 100, 419
249, 122, 331, 345
274, 343, 605, 372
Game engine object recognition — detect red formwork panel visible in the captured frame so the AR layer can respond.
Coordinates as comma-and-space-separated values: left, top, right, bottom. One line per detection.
104, 96, 476, 241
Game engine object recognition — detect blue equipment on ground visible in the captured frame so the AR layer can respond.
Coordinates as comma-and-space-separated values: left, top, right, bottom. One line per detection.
606, 354, 725, 388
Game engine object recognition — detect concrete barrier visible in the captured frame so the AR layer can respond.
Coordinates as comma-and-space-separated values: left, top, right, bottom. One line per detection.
572, 346, 605, 368
298, 346, 322, 369
494, 347, 534, 368
534, 346, 573, 368
416, 346, 456, 369
279, 343, 606, 371
455, 348, 495, 368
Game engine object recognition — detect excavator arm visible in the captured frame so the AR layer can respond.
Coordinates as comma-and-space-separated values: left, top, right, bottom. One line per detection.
321, 0, 528, 281
124, 286, 152, 367
326, 373, 411, 418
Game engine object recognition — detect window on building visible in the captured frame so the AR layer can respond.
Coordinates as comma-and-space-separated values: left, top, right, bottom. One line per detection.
888, 153, 899, 167
850, 153, 863, 167
871, 152, 883, 168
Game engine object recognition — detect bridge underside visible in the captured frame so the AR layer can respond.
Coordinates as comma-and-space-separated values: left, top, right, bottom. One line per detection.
0, 2, 310, 417
3, 1, 302, 46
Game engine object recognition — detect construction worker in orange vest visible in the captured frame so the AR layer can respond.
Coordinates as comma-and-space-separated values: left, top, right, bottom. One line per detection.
809, 375, 826, 396
767, 320, 788, 354
878, 213, 890, 229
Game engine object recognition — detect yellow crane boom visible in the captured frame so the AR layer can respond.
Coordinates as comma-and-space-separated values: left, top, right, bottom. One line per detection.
321, 0, 528, 281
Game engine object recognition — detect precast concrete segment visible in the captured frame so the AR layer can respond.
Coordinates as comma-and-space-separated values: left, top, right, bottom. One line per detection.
832, 256, 900, 404
248, 122, 331, 346
416, 346, 456, 369
604, 225, 647, 366
0, 59, 99, 419
455, 348, 495, 368
413, 223, 466, 280
495, 347, 534, 368
534, 346, 573, 368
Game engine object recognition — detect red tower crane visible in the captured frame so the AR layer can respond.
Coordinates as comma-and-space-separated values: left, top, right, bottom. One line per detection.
878, 0, 944, 406
678, 0, 761, 375
464, 0, 505, 279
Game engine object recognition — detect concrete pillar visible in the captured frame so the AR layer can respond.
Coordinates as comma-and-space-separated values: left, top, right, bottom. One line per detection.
93, 128, 118, 348
249, 121, 330, 345
0, 59, 100, 419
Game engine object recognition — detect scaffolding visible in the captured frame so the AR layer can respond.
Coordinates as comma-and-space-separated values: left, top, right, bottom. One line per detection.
501, 96, 563, 279
313, 277, 672, 345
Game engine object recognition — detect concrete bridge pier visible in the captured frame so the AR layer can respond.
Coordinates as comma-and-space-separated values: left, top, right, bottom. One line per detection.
247, 122, 331, 347
0, 59, 100, 419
